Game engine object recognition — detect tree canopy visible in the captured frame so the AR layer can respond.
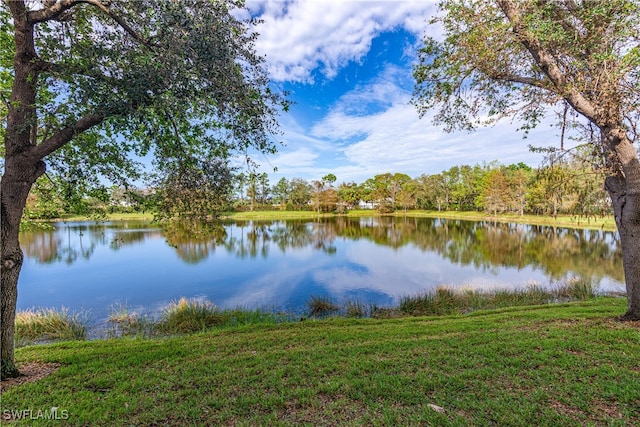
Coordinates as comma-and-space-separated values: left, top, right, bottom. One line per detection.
1, 0, 288, 378
412, 0, 640, 320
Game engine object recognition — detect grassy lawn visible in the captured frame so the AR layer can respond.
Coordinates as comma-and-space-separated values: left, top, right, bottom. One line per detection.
57, 212, 155, 222
2, 298, 638, 425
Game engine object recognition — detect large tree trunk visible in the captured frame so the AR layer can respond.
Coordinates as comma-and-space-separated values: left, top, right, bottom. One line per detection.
1, 158, 44, 379
606, 174, 640, 320
1, 181, 26, 379
604, 129, 640, 320
2, 1, 42, 379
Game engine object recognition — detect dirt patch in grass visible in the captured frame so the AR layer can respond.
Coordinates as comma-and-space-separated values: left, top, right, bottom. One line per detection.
278, 393, 373, 425
0, 362, 61, 393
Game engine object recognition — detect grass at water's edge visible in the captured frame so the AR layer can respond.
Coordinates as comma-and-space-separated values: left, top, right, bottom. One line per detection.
2, 298, 639, 426
14, 279, 603, 345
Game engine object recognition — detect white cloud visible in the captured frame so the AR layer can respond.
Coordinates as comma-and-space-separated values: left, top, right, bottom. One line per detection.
306, 65, 559, 178
241, 1, 566, 184
248, 0, 438, 82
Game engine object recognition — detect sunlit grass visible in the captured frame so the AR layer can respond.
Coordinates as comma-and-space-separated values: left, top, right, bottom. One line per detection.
14, 307, 88, 346
153, 298, 291, 335
218, 209, 617, 231
343, 299, 368, 318
394, 210, 617, 231
556, 276, 597, 300
58, 212, 154, 222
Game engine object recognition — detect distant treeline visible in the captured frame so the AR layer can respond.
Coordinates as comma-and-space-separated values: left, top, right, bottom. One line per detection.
25, 156, 609, 220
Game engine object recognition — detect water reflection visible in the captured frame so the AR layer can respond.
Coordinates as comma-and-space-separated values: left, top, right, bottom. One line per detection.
162, 220, 227, 264
18, 217, 624, 318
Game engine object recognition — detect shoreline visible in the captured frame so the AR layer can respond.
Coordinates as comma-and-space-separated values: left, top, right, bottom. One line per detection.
49, 209, 617, 232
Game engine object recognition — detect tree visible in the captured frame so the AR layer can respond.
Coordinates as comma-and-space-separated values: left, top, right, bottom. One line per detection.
413, 0, 640, 320
288, 178, 312, 209
151, 156, 235, 220
271, 177, 291, 208
1, 0, 287, 378
368, 173, 411, 212
504, 163, 533, 216
415, 173, 449, 211
336, 181, 361, 211
477, 169, 511, 217
396, 179, 418, 213
311, 174, 337, 213
246, 172, 266, 212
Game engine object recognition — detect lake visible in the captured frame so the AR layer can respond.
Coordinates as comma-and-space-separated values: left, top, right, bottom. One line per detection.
17, 217, 625, 322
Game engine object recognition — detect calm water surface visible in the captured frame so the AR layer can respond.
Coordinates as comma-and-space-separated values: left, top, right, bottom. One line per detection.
18, 217, 624, 321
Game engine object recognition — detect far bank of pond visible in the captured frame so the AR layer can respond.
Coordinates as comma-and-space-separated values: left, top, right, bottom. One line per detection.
18, 215, 624, 325
57, 209, 618, 232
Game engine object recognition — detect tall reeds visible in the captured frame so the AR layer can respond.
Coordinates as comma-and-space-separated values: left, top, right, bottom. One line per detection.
15, 307, 88, 346
398, 278, 597, 316
14, 277, 600, 345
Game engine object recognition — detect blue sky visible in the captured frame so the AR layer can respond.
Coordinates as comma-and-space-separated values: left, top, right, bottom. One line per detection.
240, 0, 564, 184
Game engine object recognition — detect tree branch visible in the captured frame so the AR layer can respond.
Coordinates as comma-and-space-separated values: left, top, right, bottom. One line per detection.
536, 0, 582, 39
27, 0, 86, 23
31, 112, 106, 160
32, 57, 121, 87
496, 0, 598, 122
485, 70, 551, 90
28, 0, 157, 49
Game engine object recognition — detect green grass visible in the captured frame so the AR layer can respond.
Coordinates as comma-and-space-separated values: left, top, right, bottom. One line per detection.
58, 212, 154, 222
106, 304, 155, 338
2, 298, 638, 425
18, 281, 601, 344
14, 308, 88, 346
221, 210, 334, 220
105, 299, 292, 338
156, 297, 224, 334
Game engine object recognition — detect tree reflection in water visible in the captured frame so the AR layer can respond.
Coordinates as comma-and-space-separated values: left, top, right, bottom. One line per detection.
20, 217, 623, 284
162, 220, 227, 264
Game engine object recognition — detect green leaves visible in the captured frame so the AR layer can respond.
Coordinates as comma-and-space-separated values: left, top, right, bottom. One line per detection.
412, 0, 640, 134
5, 0, 288, 193
150, 155, 236, 221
